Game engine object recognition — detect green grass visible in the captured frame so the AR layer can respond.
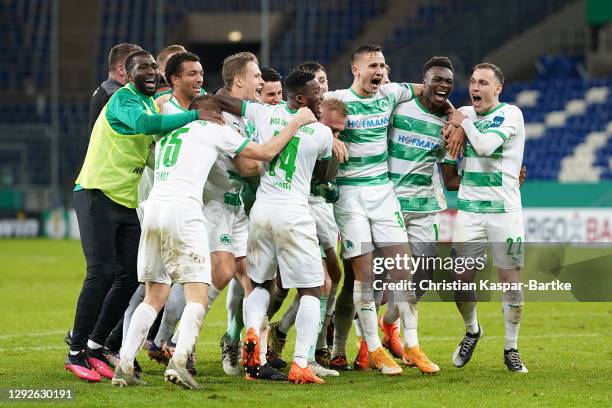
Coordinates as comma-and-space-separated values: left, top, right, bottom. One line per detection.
1, 239, 611, 407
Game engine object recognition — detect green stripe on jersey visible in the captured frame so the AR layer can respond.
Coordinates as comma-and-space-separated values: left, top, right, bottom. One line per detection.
392, 114, 443, 138
345, 94, 396, 116
388, 140, 437, 162
464, 143, 503, 159
399, 196, 441, 212
336, 173, 390, 186
340, 151, 388, 170
462, 171, 503, 187
388, 172, 432, 186
458, 198, 505, 213
340, 127, 387, 143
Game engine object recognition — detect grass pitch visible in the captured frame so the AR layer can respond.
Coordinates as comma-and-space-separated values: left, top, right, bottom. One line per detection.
0, 239, 611, 407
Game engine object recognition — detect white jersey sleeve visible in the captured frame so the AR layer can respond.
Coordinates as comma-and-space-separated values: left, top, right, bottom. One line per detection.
381, 82, 416, 104
242, 100, 274, 142
216, 125, 250, 158
317, 127, 333, 160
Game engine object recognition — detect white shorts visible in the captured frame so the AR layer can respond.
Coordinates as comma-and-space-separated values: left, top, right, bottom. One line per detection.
136, 166, 154, 223
334, 183, 408, 259
451, 210, 525, 269
309, 200, 339, 251
404, 212, 440, 257
202, 199, 248, 258
137, 200, 212, 285
247, 202, 324, 288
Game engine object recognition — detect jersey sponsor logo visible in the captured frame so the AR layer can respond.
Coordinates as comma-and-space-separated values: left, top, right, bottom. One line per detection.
219, 234, 232, 245
132, 166, 145, 175
270, 117, 289, 127
475, 113, 505, 132
346, 116, 389, 130
395, 134, 442, 150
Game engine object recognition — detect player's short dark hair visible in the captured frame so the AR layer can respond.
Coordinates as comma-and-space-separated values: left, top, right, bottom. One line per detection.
351, 44, 382, 63
157, 44, 187, 68
125, 50, 154, 74
165, 52, 201, 86
285, 69, 315, 96
189, 94, 221, 113
297, 61, 326, 74
423, 56, 454, 76
473, 62, 504, 85
261, 67, 282, 83
108, 43, 141, 73
222, 52, 259, 89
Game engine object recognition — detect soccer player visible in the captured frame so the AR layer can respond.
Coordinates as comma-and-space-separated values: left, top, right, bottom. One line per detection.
446, 63, 528, 373
156, 44, 187, 93
205, 52, 265, 377
267, 62, 342, 372
142, 51, 206, 371
259, 67, 284, 105
380, 56, 460, 374
216, 69, 335, 384
65, 50, 216, 382
325, 44, 426, 375
112, 95, 317, 389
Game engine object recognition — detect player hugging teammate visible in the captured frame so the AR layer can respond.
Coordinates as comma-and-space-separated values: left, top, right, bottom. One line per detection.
65, 41, 528, 389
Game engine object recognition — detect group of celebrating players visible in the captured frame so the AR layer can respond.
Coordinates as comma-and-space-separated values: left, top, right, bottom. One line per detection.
63, 40, 528, 390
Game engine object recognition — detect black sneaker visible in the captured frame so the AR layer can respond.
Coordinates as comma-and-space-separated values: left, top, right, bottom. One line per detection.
452, 325, 483, 368
64, 330, 72, 346
315, 347, 332, 367
133, 358, 143, 374
186, 352, 197, 376
266, 349, 287, 370
256, 363, 288, 381
504, 349, 528, 373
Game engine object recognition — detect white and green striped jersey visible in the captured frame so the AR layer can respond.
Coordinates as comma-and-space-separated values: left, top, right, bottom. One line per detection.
387, 98, 456, 213
457, 103, 525, 213
325, 83, 415, 186
242, 101, 333, 206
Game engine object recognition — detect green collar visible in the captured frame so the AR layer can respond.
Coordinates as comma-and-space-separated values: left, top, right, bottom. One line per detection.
349, 87, 370, 99
126, 82, 147, 99
285, 104, 299, 114
478, 102, 506, 117
170, 96, 188, 112
415, 97, 446, 118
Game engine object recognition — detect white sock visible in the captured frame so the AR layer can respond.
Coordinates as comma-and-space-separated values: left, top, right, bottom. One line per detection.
120, 302, 157, 372
122, 284, 146, 344
456, 301, 479, 335
226, 278, 244, 330
354, 280, 381, 352
243, 286, 270, 335
396, 302, 419, 348
154, 284, 185, 347
278, 295, 300, 334
331, 287, 354, 357
87, 339, 103, 350
171, 329, 179, 345
206, 284, 222, 312
383, 298, 399, 325
173, 302, 205, 363
259, 316, 269, 365
503, 290, 523, 350
294, 295, 320, 368
354, 316, 363, 338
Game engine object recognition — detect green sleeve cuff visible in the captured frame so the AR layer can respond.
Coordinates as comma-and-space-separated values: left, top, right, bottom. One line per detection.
442, 159, 457, 165
320, 155, 332, 161
234, 138, 250, 155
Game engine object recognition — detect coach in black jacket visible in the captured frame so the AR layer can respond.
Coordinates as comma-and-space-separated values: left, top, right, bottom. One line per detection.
87, 43, 141, 134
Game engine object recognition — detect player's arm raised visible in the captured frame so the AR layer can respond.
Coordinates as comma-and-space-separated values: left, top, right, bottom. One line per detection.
447, 109, 506, 157
239, 107, 317, 162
